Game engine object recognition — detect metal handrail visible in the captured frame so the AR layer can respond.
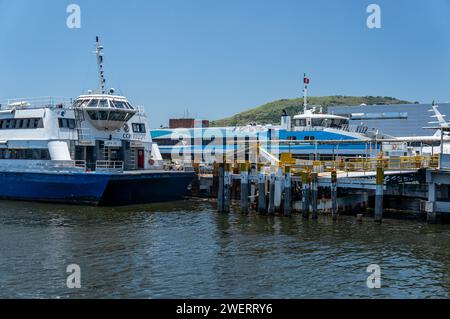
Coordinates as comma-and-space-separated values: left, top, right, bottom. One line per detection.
96, 160, 124, 172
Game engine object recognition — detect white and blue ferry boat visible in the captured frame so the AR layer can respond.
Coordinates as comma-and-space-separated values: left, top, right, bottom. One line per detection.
151, 75, 390, 162
0, 38, 193, 205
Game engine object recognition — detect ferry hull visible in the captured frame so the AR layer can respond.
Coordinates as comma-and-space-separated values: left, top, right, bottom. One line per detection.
99, 171, 194, 206
0, 171, 193, 206
0, 172, 109, 205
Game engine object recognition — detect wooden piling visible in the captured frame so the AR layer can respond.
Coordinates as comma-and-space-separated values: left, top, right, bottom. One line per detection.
268, 173, 276, 215
223, 163, 231, 213
374, 165, 384, 223
240, 163, 248, 213
217, 164, 224, 213
274, 167, 283, 213
284, 166, 292, 216
257, 171, 267, 214
301, 171, 310, 219
311, 172, 318, 220
331, 169, 338, 221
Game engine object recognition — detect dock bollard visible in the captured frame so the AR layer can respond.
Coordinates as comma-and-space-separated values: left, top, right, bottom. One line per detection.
374, 165, 384, 223
217, 164, 224, 212
258, 172, 267, 214
301, 171, 311, 219
240, 163, 248, 214
268, 173, 275, 215
331, 170, 338, 221
284, 166, 292, 216
311, 172, 318, 220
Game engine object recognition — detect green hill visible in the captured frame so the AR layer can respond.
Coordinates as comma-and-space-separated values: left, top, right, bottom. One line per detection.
211, 95, 415, 127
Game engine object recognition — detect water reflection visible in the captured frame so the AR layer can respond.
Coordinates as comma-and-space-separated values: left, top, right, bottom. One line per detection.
0, 199, 449, 298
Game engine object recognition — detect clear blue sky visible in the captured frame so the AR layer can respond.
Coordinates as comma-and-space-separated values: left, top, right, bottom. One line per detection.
1, 0, 450, 127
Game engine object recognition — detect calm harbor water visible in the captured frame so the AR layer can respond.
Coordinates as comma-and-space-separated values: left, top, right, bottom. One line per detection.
0, 199, 449, 299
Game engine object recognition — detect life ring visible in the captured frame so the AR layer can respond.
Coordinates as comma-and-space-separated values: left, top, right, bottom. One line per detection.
148, 159, 155, 165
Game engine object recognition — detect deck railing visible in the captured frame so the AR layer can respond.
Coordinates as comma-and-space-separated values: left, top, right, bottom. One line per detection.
95, 161, 124, 173
289, 155, 440, 174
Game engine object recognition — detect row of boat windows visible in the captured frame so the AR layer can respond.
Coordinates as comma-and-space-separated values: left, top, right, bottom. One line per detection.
0, 149, 50, 160
293, 119, 349, 128
0, 116, 145, 132
0, 118, 44, 130
74, 99, 134, 110
87, 110, 133, 122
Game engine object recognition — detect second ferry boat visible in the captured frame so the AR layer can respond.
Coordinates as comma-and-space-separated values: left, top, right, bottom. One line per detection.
0, 37, 193, 206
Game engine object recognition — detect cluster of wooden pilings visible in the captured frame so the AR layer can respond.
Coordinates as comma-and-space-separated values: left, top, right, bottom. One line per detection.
215, 163, 339, 220
215, 162, 386, 222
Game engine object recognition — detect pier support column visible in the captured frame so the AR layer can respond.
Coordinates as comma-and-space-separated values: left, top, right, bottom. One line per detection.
212, 162, 219, 198
311, 172, 318, 220
427, 181, 437, 223
331, 170, 338, 221
250, 165, 257, 210
268, 173, 276, 215
274, 167, 283, 213
258, 171, 267, 214
374, 165, 384, 223
301, 171, 310, 219
223, 164, 231, 213
240, 164, 248, 214
284, 166, 292, 216
217, 164, 224, 213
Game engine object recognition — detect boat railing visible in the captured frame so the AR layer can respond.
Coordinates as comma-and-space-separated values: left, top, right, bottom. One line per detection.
96, 161, 124, 173
0, 97, 74, 111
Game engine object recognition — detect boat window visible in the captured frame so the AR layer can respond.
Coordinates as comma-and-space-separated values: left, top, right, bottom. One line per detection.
87, 99, 99, 108
294, 119, 307, 127
0, 149, 50, 160
87, 111, 99, 120
58, 118, 76, 129
125, 102, 134, 110
132, 123, 146, 133
311, 119, 325, 127
99, 111, 108, 121
304, 136, 315, 141
108, 111, 127, 121
0, 118, 43, 130
113, 101, 126, 109
98, 99, 109, 108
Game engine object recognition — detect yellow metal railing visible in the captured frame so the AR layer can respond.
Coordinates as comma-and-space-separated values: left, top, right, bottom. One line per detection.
288, 155, 439, 174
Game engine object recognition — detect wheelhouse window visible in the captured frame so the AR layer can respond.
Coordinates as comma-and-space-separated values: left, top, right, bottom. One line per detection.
132, 123, 146, 133
294, 119, 307, 127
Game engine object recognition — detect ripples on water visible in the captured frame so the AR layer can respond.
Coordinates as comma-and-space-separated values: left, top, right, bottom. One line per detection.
0, 199, 449, 298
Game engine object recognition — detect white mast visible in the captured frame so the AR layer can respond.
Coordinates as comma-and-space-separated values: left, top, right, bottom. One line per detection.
95, 36, 106, 94
303, 73, 309, 112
